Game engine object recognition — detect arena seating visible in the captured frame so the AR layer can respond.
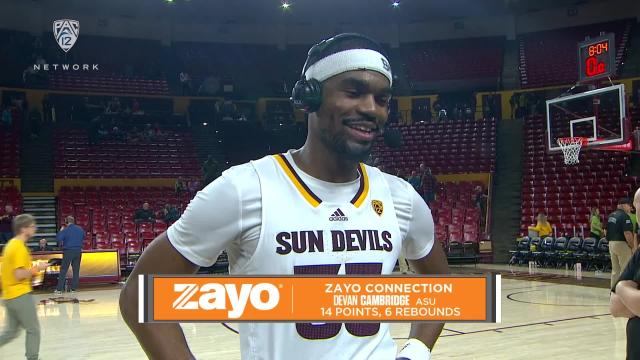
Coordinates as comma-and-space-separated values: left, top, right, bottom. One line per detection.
518, 19, 633, 88
374, 119, 496, 175
0, 186, 22, 214
54, 129, 200, 178
402, 37, 504, 82
520, 113, 638, 237
0, 130, 20, 178
430, 181, 484, 252
49, 73, 169, 95
57, 186, 194, 252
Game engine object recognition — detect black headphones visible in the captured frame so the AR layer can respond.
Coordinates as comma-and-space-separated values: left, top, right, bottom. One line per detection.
290, 33, 388, 113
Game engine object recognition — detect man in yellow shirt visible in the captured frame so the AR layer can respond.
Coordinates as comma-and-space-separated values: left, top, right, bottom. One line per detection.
0, 214, 47, 360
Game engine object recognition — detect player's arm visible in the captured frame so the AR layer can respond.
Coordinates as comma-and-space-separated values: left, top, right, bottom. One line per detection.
615, 280, 640, 317
407, 242, 449, 349
120, 173, 243, 360
398, 181, 449, 358
624, 216, 635, 249
624, 231, 634, 249
119, 232, 199, 360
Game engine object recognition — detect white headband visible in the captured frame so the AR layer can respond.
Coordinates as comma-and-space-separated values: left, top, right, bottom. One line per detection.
304, 48, 393, 86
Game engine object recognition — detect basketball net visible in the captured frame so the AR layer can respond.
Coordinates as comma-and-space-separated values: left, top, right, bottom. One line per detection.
557, 137, 585, 165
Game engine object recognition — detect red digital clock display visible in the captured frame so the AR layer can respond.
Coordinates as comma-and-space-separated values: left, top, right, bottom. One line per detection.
578, 33, 615, 81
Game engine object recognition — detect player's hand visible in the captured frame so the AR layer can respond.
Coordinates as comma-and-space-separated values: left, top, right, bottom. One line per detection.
397, 339, 431, 360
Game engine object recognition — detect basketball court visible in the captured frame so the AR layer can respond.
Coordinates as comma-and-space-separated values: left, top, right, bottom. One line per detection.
0, 266, 628, 360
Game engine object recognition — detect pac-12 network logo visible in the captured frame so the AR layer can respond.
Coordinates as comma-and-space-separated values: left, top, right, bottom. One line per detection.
53, 19, 79, 53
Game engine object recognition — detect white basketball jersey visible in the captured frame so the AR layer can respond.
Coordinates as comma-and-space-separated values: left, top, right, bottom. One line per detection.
235, 154, 403, 360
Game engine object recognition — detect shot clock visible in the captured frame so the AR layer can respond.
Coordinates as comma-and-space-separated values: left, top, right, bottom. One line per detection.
578, 33, 615, 81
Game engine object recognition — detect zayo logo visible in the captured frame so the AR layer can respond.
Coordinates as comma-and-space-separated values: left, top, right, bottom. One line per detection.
53, 19, 80, 52
172, 283, 280, 319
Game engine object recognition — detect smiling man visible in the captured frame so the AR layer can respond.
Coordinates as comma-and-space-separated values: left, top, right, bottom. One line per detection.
120, 33, 449, 360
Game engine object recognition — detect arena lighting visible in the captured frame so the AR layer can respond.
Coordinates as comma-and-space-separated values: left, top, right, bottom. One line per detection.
281, 1, 291, 9
202, 122, 208, 126
391, 0, 400, 7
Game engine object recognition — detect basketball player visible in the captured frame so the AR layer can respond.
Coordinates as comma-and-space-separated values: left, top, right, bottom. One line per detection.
120, 33, 449, 360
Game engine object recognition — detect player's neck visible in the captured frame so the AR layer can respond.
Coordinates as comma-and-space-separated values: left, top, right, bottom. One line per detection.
14, 233, 29, 242
292, 144, 359, 183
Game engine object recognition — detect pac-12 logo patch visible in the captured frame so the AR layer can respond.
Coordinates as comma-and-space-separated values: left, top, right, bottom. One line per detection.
53, 19, 80, 53
371, 200, 383, 216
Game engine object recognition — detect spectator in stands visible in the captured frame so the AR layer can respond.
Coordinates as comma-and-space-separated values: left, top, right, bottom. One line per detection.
188, 178, 201, 193
159, 204, 179, 224
41, 95, 52, 123
408, 170, 422, 193
220, 99, 238, 121
528, 213, 553, 238
474, 186, 489, 217
132, 99, 143, 115
589, 208, 604, 239
143, 124, 155, 142
0, 214, 47, 360
0, 205, 16, 243
607, 198, 636, 288
55, 216, 85, 294
395, 169, 406, 181
1, 107, 12, 129
509, 93, 518, 119
179, 71, 191, 96
134, 202, 155, 223
175, 177, 187, 194
420, 165, 437, 204
34, 239, 53, 252
202, 155, 220, 187
97, 124, 109, 141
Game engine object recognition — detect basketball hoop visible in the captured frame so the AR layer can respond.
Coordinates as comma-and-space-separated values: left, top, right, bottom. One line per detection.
557, 137, 586, 165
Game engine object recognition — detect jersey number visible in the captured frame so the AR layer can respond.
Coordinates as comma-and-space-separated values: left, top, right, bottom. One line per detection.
293, 263, 382, 340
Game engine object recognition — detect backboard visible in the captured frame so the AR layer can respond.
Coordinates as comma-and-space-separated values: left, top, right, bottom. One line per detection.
546, 84, 627, 152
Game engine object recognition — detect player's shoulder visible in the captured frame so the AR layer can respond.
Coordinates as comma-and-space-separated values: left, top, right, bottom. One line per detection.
214, 154, 279, 195
365, 165, 414, 204
369, 166, 413, 193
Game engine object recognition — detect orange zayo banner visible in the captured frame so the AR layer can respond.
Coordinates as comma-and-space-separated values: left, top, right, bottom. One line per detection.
140, 274, 501, 323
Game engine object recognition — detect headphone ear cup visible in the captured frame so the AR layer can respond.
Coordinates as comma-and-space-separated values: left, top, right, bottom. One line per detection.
304, 79, 323, 113
290, 79, 308, 111
290, 78, 323, 113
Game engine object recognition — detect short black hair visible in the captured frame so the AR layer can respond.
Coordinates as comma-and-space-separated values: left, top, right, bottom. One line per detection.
618, 197, 632, 205
304, 33, 388, 73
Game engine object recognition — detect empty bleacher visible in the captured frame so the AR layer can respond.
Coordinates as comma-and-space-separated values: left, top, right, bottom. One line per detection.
520, 113, 638, 238
375, 119, 496, 175
402, 37, 504, 83
54, 129, 200, 178
518, 19, 633, 88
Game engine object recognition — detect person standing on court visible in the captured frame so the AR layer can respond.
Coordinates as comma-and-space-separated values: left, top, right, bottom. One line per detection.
120, 33, 449, 360
610, 189, 640, 360
606, 198, 636, 288
55, 216, 85, 294
0, 214, 48, 360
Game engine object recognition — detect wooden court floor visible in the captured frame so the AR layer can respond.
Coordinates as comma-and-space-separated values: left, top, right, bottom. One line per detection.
0, 266, 628, 359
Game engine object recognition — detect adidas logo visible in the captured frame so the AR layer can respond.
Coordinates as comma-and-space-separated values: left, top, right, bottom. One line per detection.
329, 208, 348, 221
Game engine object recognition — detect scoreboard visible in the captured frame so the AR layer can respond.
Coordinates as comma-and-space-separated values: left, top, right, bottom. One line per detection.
578, 33, 615, 82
